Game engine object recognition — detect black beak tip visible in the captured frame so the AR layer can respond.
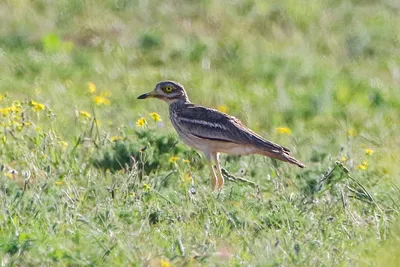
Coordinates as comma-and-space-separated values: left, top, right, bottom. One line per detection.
137, 93, 149, 99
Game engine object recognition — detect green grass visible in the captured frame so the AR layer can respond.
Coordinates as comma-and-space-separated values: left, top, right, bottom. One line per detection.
1, 0, 400, 265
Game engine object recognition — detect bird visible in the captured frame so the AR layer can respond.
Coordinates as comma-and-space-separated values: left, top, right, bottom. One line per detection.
137, 80, 304, 191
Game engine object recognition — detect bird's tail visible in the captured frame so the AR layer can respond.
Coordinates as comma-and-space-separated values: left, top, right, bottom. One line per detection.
260, 150, 305, 168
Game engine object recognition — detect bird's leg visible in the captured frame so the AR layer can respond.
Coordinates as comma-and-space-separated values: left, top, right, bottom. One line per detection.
205, 152, 218, 191
210, 153, 224, 190
209, 162, 218, 191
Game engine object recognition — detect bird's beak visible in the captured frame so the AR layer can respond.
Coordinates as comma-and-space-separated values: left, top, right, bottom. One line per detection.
138, 90, 160, 99
137, 92, 151, 99
138, 89, 164, 100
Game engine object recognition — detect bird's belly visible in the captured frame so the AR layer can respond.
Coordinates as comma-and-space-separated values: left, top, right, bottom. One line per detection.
178, 132, 256, 155
216, 144, 256, 155
178, 132, 209, 151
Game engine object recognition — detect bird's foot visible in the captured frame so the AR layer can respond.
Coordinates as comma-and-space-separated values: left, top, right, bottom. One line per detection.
221, 168, 259, 188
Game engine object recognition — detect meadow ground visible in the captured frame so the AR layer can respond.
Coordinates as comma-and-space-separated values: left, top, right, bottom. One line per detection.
0, 0, 400, 266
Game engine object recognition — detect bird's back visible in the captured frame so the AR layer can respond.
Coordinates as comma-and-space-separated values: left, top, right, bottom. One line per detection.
169, 101, 290, 154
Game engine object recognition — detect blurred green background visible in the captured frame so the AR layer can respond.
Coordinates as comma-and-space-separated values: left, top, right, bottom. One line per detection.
0, 0, 399, 265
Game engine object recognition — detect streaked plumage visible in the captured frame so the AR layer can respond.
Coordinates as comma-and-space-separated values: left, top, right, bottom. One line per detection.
138, 80, 304, 191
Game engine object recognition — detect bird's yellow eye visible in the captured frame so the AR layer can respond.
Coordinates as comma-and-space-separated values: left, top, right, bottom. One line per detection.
164, 86, 173, 93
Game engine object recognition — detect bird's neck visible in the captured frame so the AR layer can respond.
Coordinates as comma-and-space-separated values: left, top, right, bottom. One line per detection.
169, 99, 191, 110
167, 97, 191, 105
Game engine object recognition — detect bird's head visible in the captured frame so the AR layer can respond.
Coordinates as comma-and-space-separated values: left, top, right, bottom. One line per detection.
137, 80, 189, 104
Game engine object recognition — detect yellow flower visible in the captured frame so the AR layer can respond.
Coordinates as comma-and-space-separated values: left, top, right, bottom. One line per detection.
88, 82, 96, 94
183, 159, 190, 163
0, 108, 9, 116
55, 181, 64, 186
30, 100, 45, 111
110, 135, 123, 141
79, 110, 92, 118
347, 128, 357, 137
340, 156, 347, 162
182, 172, 192, 184
160, 259, 171, 267
0, 105, 21, 116
169, 156, 180, 163
357, 161, 368, 170
93, 94, 110, 105
136, 117, 146, 127
11, 102, 21, 110
149, 112, 162, 122
143, 183, 151, 192
217, 105, 228, 113
0, 94, 3, 101
276, 127, 291, 135
365, 148, 374, 156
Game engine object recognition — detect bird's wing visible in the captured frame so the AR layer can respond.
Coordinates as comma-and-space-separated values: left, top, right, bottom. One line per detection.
172, 104, 290, 153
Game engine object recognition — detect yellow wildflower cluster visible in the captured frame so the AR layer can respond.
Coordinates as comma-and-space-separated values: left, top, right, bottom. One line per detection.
30, 100, 45, 111
88, 82, 96, 94
168, 156, 190, 164
79, 110, 92, 119
136, 117, 147, 127
88, 82, 111, 105
357, 161, 368, 170
0, 102, 25, 131
149, 112, 162, 122
110, 135, 124, 142
364, 148, 374, 156
217, 105, 228, 113
276, 127, 291, 135
136, 112, 162, 128
160, 258, 171, 267
93, 92, 111, 105
0, 105, 21, 116
169, 156, 180, 163
142, 183, 151, 192
182, 172, 192, 184
0, 99, 51, 140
